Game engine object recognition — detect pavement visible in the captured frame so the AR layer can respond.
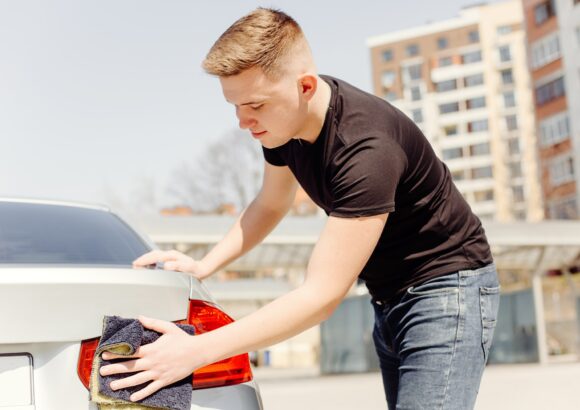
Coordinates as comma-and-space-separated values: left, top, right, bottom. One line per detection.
253, 360, 580, 409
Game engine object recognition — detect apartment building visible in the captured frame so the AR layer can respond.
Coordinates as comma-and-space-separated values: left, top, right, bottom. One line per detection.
367, 0, 543, 221
522, 0, 580, 219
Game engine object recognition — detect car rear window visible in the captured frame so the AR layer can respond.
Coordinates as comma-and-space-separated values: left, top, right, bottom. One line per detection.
0, 202, 151, 265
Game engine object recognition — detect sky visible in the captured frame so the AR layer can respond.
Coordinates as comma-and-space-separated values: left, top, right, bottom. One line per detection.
0, 0, 503, 214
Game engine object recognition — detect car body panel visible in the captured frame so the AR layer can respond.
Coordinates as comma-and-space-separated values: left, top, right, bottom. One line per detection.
0, 343, 263, 410
0, 199, 263, 409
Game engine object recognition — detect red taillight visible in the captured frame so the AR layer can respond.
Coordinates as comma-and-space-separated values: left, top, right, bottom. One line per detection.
77, 337, 99, 389
77, 299, 253, 391
182, 299, 253, 389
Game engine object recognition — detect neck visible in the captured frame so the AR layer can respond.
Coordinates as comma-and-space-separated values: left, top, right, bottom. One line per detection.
296, 77, 332, 144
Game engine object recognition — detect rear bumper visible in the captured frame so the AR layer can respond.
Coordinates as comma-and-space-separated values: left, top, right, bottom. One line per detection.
1, 342, 262, 410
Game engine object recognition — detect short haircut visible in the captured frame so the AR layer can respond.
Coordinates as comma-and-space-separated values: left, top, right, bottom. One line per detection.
202, 8, 304, 78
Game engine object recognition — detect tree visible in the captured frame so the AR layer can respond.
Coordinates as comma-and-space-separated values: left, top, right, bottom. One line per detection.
167, 130, 263, 213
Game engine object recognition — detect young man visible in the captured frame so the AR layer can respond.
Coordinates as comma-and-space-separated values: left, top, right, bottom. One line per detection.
100, 8, 500, 409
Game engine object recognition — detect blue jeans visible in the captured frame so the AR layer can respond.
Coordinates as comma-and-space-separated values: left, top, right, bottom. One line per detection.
371, 263, 500, 409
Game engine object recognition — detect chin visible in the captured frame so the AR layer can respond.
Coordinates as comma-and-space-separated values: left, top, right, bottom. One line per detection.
262, 135, 292, 149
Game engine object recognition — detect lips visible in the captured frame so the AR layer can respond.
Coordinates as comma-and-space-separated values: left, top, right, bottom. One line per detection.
251, 130, 267, 139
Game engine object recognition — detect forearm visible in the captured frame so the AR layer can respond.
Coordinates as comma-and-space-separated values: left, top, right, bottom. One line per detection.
199, 196, 289, 275
195, 281, 341, 366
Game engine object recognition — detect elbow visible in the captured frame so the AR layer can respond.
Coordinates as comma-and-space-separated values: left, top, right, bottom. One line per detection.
316, 293, 344, 322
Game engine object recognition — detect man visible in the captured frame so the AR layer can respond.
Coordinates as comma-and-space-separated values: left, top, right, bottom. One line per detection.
100, 8, 500, 409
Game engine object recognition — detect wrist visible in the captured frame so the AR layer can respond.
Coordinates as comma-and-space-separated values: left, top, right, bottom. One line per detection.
189, 333, 215, 368
196, 258, 214, 278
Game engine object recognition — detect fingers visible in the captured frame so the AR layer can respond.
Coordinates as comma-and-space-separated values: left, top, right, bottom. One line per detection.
108, 370, 155, 394
100, 357, 142, 376
162, 260, 180, 271
132, 250, 184, 268
130, 380, 166, 402
138, 315, 180, 334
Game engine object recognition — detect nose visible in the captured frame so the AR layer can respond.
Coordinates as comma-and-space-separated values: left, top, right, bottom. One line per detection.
236, 106, 257, 130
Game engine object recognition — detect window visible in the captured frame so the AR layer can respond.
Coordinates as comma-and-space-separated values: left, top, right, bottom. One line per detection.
499, 45, 512, 62
535, 76, 565, 106
514, 210, 527, 220
411, 109, 423, 123
470, 142, 491, 156
443, 147, 463, 160
383, 91, 398, 102
549, 196, 578, 219
472, 166, 493, 179
501, 69, 514, 85
508, 138, 520, 155
497, 25, 512, 35
509, 162, 523, 178
0, 202, 150, 264
531, 33, 561, 69
503, 91, 516, 108
438, 37, 449, 49
468, 119, 489, 133
439, 56, 453, 67
549, 155, 575, 186
439, 102, 460, 114
464, 73, 484, 87
436, 79, 457, 92
444, 125, 458, 136
506, 115, 518, 131
406, 44, 419, 57
469, 30, 480, 43
382, 70, 396, 87
466, 96, 486, 110
382, 49, 393, 62
475, 190, 494, 202
410, 86, 422, 101
535, 1, 556, 25
462, 50, 482, 64
451, 170, 466, 180
405, 64, 422, 82
539, 112, 570, 146
512, 185, 525, 202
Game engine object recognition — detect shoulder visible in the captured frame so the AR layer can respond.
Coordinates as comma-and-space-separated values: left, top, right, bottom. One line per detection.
322, 75, 409, 149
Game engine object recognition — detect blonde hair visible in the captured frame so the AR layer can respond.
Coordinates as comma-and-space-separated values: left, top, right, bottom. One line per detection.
202, 8, 304, 78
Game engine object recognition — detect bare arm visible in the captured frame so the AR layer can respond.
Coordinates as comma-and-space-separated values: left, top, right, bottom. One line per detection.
199, 161, 298, 274
198, 213, 388, 358
133, 161, 298, 278
101, 212, 389, 401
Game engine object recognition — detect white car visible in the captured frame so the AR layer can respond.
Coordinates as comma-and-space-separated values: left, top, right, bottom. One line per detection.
0, 198, 263, 410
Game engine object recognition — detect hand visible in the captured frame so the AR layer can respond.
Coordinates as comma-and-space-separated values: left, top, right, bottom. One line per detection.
98, 316, 207, 402
132, 250, 213, 280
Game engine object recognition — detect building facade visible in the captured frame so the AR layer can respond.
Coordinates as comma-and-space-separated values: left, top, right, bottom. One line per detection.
522, 0, 580, 219
367, 0, 543, 221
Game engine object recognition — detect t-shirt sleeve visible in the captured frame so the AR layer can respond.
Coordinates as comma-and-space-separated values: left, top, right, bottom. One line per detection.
329, 136, 407, 218
261, 146, 287, 167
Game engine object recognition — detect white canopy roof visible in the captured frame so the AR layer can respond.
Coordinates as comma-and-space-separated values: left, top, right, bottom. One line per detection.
129, 215, 580, 274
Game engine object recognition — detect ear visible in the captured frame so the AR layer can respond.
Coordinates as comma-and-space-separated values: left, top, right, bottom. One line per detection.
298, 74, 318, 102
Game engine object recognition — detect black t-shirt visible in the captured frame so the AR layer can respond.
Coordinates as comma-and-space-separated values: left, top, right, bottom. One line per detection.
262, 75, 493, 302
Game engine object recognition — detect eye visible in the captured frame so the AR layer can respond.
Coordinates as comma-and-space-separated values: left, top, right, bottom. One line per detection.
250, 104, 264, 110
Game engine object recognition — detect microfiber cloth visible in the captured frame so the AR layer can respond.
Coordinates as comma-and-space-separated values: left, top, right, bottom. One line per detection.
89, 315, 196, 410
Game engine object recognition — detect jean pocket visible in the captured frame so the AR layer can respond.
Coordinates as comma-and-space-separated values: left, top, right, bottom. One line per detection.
406, 274, 459, 297
406, 286, 459, 297
480, 285, 501, 362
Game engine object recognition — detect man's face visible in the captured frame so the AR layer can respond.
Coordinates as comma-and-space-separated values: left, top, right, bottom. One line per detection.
220, 66, 308, 149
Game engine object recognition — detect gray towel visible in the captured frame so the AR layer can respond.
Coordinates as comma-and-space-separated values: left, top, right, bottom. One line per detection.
89, 315, 196, 410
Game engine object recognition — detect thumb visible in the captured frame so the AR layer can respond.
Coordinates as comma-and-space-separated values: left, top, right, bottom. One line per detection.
138, 315, 178, 334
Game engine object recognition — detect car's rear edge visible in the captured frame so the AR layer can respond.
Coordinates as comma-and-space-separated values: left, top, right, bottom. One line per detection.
0, 267, 263, 410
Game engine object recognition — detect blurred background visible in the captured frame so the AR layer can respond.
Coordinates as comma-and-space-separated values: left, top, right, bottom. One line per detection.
2, 0, 580, 408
